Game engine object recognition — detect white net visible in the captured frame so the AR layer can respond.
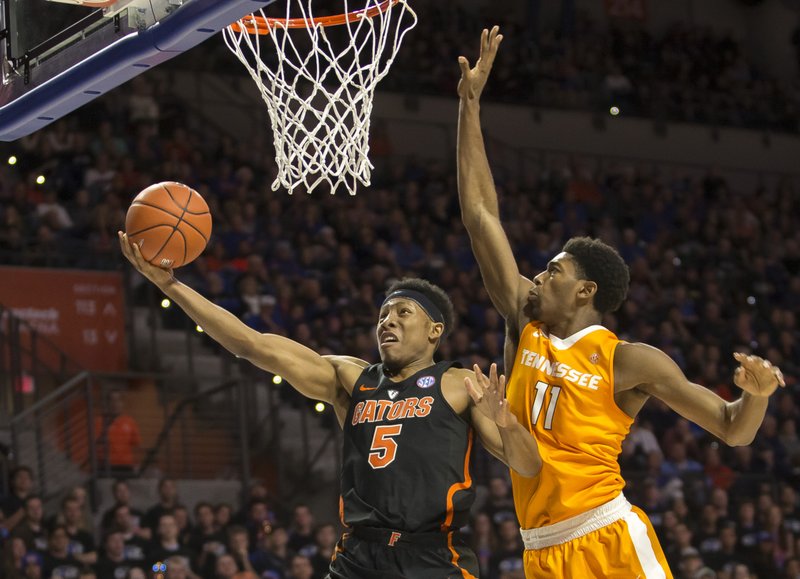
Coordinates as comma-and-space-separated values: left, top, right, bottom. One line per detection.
223, 0, 417, 195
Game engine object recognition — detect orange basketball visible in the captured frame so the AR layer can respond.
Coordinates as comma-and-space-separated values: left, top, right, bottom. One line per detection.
125, 182, 212, 269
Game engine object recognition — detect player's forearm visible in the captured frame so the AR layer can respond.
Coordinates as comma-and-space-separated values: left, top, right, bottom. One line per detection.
724, 392, 769, 446
157, 278, 259, 359
498, 422, 542, 478
457, 98, 500, 225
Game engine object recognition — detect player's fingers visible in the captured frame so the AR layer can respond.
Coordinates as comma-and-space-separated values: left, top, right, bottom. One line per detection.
464, 377, 482, 403
458, 56, 471, 76
118, 232, 135, 261
489, 363, 499, 391
472, 364, 489, 389
776, 368, 786, 387
499, 374, 507, 396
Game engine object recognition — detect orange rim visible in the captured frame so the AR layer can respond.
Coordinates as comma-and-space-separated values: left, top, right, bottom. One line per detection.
230, 0, 401, 35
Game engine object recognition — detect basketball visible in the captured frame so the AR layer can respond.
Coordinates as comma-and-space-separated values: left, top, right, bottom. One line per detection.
125, 181, 212, 269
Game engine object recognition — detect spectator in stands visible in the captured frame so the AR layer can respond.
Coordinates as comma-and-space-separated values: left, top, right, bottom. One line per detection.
94, 530, 144, 578
469, 512, 498, 578
189, 502, 226, 578
109, 505, 149, 564
66, 487, 94, 536
214, 505, 232, 533
224, 526, 256, 577
164, 554, 200, 579
12, 496, 47, 552
143, 479, 181, 534
250, 525, 291, 579
95, 390, 142, 476
149, 513, 196, 573
211, 554, 257, 579
285, 554, 313, 579
59, 495, 96, 565
21, 551, 43, 579
705, 522, 742, 572
173, 505, 192, 546
481, 476, 516, 527
678, 546, 715, 579
286, 505, 314, 554
664, 522, 695, 571
43, 524, 85, 577
1, 466, 34, 532
2, 536, 28, 578
242, 499, 273, 549
102, 480, 149, 540
487, 518, 524, 579
303, 523, 336, 578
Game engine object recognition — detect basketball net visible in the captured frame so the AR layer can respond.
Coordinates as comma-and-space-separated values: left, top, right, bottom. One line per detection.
223, 0, 417, 195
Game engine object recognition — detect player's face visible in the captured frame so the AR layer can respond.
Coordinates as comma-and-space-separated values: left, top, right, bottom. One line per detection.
376, 298, 442, 367
527, 253, 587, 323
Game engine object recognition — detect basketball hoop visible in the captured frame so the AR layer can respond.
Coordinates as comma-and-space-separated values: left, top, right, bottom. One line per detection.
223, 0, 417, 195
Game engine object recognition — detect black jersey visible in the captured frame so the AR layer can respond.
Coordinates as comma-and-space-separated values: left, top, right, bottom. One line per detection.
341, 361, 475, 533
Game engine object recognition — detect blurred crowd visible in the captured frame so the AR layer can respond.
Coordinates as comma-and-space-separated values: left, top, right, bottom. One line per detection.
385, 1, 800, 132
1, 11, 800, 577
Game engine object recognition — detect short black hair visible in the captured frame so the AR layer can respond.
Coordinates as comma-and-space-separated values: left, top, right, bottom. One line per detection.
385, 278, 455, 337
562, 237, 630, 314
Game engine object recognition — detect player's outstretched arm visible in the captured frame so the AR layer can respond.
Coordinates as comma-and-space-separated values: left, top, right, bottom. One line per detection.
457, 26, 531, 324
465, 364, 542, 477
615, 343, 785, 446
119, 232, 342, 403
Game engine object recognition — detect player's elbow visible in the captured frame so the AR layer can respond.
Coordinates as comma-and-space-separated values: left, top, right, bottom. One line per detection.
512, 457, 542, 478
723, 430, 756, 447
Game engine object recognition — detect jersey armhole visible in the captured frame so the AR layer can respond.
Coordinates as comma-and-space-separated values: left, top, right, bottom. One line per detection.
438, 368, 473, 428
608, 340, 636, 424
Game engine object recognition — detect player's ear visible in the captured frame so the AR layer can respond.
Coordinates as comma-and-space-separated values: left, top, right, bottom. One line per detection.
577, 280, 597, 303
429, 322, 444, 341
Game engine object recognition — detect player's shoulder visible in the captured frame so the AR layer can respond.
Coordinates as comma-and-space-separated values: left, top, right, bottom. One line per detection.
322, 355, 370, 395
322, 355, 370, 369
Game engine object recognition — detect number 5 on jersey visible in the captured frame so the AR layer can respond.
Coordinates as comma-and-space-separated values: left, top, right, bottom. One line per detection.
368, 425, 403, 469
531, 381, 561, 430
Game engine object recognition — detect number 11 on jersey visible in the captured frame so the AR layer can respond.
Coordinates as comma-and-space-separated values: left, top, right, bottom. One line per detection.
531, 381, 561, 430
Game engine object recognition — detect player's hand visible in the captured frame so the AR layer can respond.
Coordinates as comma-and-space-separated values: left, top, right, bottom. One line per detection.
465, 363, 517, 428
118, 231, 175, 288
733, 352, 785, 397
458, 26, 503, 102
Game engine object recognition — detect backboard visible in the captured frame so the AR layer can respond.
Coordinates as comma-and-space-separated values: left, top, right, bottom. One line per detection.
0, 0, 276, 140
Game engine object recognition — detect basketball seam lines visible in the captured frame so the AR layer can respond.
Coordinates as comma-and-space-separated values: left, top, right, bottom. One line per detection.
162, 184, 210, 241
162, 183, 210, 216
146, 184, 190, 265
175, 227, 188, 266
130, 201, 209, 242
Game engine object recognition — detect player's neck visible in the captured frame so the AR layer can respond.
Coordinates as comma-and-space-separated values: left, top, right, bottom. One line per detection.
384, 357, 434, 382
546, 311, 602, 340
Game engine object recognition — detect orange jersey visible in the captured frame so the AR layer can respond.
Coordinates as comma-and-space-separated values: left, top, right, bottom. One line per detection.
506, 323, 633, 529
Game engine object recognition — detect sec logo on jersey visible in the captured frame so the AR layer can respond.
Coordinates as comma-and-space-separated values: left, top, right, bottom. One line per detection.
416, 376, 436, 388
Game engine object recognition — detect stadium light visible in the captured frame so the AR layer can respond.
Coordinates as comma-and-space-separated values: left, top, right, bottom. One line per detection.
160, 299, 171, 309
36, 175, 46, 184
196, 325, 204, 333
273, 375, 283, 385
315, 402, 325, 413
609, 106, 620, 116
8, 155, 17, 165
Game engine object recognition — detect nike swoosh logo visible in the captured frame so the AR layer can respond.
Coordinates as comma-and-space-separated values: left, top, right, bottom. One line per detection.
359, 385, 378, 391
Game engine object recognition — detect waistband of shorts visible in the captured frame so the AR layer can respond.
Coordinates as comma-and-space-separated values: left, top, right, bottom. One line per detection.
351, 526, 454, 548
520, 493, 632, 550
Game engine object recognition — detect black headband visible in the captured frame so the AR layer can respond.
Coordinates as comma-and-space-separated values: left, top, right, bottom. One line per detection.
382, 290, 445, 326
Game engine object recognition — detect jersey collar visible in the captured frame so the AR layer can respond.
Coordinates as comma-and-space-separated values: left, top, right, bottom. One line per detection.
541, 325, 607, 350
